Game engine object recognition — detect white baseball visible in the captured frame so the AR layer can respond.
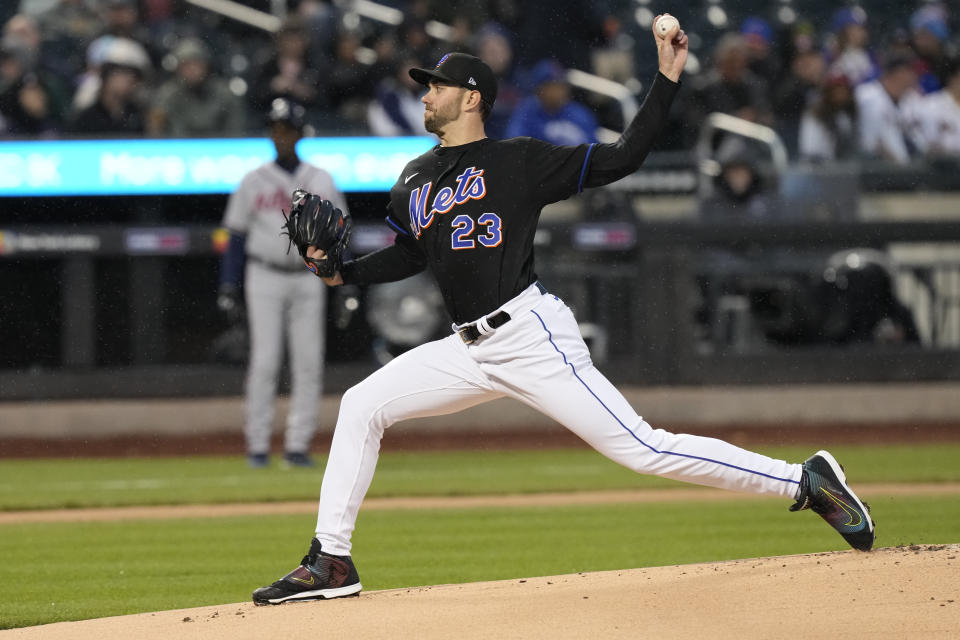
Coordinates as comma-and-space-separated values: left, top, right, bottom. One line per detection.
655, 14, 679, 39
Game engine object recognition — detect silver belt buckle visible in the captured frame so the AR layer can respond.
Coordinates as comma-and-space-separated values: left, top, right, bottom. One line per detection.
457, 325, 476, 344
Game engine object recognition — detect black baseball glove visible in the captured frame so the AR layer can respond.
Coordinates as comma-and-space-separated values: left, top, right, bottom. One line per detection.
281, 189, 352, 278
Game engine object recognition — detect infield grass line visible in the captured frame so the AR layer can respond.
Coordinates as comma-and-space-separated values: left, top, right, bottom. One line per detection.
1, 444, 959, 512
1, 482, 958, 525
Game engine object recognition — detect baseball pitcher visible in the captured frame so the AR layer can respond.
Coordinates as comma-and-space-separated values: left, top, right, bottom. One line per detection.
253, 16, 874, 604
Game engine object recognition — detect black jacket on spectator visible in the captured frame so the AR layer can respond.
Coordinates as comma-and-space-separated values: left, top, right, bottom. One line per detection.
69, 101, 145, 135
0, 73, 65, 135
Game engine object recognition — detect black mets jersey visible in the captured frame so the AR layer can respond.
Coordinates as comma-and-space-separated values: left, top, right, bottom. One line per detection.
340, 72, 680, 324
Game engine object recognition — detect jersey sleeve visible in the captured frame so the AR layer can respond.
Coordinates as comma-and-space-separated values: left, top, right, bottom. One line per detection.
340, 232, 427, 286
384, 204, 411, 238
521, 137, 594, 206
518, 73, 679, 204
219, 232, 247, 286
582, 72, 680, 188
221, 173, 255, 232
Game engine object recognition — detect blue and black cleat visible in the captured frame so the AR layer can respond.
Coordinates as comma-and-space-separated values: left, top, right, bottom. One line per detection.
790, 450, 875, 551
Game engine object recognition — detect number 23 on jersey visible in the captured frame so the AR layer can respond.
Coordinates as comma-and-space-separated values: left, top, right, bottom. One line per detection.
451, 212, 502, 250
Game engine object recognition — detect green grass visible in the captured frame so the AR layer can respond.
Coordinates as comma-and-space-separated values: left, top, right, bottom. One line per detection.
1, 443, 958, 629
1, 494, 958, 629
1, 444, 959, 511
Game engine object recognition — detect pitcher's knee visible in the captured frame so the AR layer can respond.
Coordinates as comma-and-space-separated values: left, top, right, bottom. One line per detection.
339, 384, 368, 420
339, 382, 393, 435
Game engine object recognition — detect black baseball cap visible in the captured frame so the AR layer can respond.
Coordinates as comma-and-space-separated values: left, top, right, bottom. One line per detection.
409, 52, 498, 108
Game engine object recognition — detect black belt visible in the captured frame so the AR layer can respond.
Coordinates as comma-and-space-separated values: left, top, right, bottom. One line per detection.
456, 281, 548, 344
248, 255, 304, 273
457, 310, 511, 344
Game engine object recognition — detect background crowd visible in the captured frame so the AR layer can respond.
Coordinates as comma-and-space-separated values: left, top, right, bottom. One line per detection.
1, 0, 959, 164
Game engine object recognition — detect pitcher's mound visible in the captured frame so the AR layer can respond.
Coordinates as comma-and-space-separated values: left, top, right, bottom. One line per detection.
11, 545, 959, 640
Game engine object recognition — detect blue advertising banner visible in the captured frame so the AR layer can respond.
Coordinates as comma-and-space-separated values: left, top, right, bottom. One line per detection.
0, 136, 436, 196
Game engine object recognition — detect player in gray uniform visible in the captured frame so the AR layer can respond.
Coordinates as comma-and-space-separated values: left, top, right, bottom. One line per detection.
219, 98, 349, 468
253, 18, 875, 604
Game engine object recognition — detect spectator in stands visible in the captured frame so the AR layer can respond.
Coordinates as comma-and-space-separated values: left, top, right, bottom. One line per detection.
250, 19, 322, 117
473, 22, 521, 139
787, 20, 818, 58
442, 15, 475, 60
396, 18, 442, 70
773, 48, 827, 156
505, 58, 597, 146
67, 48, 148, 134
740, 16, 780, 87
696, 142, 781, 348
97, 0, 157, 63
589, 10, 633, 85
683, 33, 773, 142
147, 37, 246, 137
35, 0, 101, 88
321, 29, 378, 131
3, 14, 43, 60
855, 53, 924, 164
139, 0, 226, 64
2, 12, 69, 88
293, 0, 340, 50
72, 36, 149, 112
424, 0, 515, 33
799, 72, 858, 162
365, 29, 403, 89
825, 6, 878, 87
916, 57, 960, 157
0, 34, 68, 136
699, 142, 778, 222
142, 0, 175, 26
366, 52, 428, 137
909, 5, 952, 94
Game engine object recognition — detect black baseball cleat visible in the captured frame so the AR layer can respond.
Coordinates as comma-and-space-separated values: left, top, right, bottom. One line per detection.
790, 450, 875, 551
253, 538, 362, 605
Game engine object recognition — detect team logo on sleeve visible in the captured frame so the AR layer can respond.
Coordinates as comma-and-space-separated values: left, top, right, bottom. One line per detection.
408, 166, 486, 237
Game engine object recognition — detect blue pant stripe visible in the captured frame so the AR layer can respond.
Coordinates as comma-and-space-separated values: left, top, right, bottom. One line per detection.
530, 310, 799, 486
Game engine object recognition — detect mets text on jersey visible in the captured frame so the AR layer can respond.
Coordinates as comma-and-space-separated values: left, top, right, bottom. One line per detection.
407, 166, 486, 237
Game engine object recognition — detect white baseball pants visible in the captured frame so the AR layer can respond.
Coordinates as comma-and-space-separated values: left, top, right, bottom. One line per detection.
244, 262, 326, 455
315, 283, 802, 555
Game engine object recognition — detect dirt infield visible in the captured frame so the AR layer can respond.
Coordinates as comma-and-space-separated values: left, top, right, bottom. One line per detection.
5, 544, 957, 639
2, 487, 958, 637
